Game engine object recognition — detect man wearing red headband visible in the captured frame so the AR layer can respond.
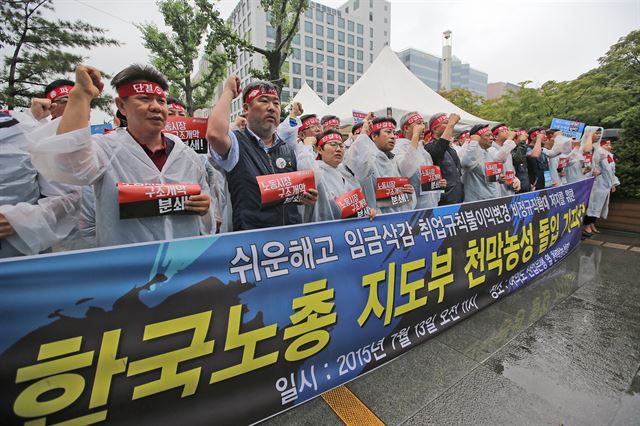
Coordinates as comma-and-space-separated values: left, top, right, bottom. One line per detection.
297, 114, 322, 143
166, 97, 187, 117
393, 111, 447, 209
525, 127, 550, 190
511, 129, 533, 192
425, 113, 464, 205
348, 115, 416, 213
459, 124, 501, 202
26, 79, 76, 124
29, 64, 212, 247
489, 123, 521, 195
206, 76, 317, 231
321, 115, 341, 132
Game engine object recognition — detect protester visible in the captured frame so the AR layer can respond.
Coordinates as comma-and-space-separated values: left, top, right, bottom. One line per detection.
205, 76, 317, 231
297, 114, 321, 143
489, 123, 520, 195
425, 113, 464, 205
0, 110, 80, 258
26, 79, 75, 125
28, 64, 212, 247
321, 115, 341, 132
394, 111, 446, 209
349, 116, 416, 213
302, 130, 375, 222
460, 124, 501, 202
511, 129, 533, 192
166, 97, 187, 117
526, 127, 549, 190
583, 127, 616, 235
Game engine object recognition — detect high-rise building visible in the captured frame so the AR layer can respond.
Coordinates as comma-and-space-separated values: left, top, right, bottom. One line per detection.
396, 48, 488, 98
487, 82, 520, 100
199, 0, 391, 117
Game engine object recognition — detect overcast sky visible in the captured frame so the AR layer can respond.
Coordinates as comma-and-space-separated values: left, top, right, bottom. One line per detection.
12, 0, 638, 120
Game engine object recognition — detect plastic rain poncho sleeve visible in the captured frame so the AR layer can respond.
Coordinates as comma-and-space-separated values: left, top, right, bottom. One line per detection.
393, 138, 440, 209
460, 140, 499, 202
277, 116, 301, 145
586, 146, 620, 219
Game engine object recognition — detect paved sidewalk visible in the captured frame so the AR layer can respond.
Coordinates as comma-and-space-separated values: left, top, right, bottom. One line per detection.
262, 230, 640, 426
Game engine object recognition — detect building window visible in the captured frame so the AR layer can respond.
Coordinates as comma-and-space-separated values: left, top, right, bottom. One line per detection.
292, 62, 301, 74
327, 14, 334, 25
306, 65, 314, 77
327, 69, 335, 80
357, 23, 364, 35
348, 60, 354, 71
316, 68, 323, 78
316, 39, 324, 50
338, 31, 345, 42
384, 30, 387, 37
370, 28, 373, 37
357, 37, 363, 48
384, 4, 388, 11
267, 41, 275, 50
306, 79, 314, 87
338, 72, 345, 83
369, 12, 373, 21
305, 36, 313, 47
339, 85, 345, 95
327, 56, 335, 67
266, 25, 276, 39
357, 62, 363, 73
348, 74, 355, 84
292, 34, 300, 45
305, 8, 313, 18
305, 51, 313, 61
370, 40, 373, 50
304, 21, 312, 33
327, 42, 334, 53
348, 20, 355, 31
338, 58, 345, 69
292, 48, 301, 60
338, 45, 345, 55
384, 17, 388, 24
370, 53, 373, 62
316, 53, 324, 62
293, 77, 301, 89
354, 0, 360, 10
357, 50, 363, 60
281, 89, 290, 102
317, 10, 324, 22
316, 24, 324, 36
327, 28, 334, 39
348, 34, 355, 45
317, 81, 323, 92
338, 17, 345, 28
345, 6, 349, 13
348, 47, 354, 58
328, 83, 335, 94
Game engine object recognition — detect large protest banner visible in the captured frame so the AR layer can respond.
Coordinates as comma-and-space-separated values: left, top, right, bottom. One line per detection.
0, 179, 593, 425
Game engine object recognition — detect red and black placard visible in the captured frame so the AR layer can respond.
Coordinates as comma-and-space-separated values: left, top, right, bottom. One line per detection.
165, 117, 209, 154
256, 170, 316, 208
484, 162, 504, 183
375, 177, 411, 208
557, 157, 569, 171
419, 165, 442, 194
117, 183, 201, 219
335, 188, 370, 219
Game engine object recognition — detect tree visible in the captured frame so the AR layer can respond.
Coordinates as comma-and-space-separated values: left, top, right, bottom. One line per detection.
0, 0, 119, 110
139, 0, 243, 116
437, 88, 482, 116
245, 0, 309, 91
615, 105, 640, 199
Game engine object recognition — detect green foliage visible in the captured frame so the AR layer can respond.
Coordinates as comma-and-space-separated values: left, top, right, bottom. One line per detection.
139, 0, 244, 115
246, 0, 308, 91
0, 0, 119, 111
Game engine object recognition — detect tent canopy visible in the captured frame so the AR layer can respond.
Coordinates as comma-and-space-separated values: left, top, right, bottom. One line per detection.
291, 81, 327, 116
321, 46, 493, 128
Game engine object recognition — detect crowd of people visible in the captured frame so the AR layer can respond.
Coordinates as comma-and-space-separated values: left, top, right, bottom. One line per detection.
0, 64, 620, 259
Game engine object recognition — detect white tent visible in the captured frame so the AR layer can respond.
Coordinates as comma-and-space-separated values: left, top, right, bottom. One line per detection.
291, 81, 327, 115
321, 46, 492, 127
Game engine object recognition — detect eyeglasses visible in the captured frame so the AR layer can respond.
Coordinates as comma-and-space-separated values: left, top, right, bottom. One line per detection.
325, 141, 345, 149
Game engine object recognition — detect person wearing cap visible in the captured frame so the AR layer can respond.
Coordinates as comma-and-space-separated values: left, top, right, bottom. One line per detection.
489, 124, 521, 196
301, 130, 375, 222
206, 76, 318, 231
425, 113, 464, 205
321, 115, 341, 132
28, 64, 212, 247
166, 97, 188, 117
511, 129, 533, 192
459, 124, 501, 202
349, 116, 416, 214
525, 127, 549, 190
393, 111, 447, 209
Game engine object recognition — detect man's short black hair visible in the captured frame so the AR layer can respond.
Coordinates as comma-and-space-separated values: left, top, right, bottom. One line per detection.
241, 80, 279, 104
491, 123, 506, 132
321, 115, 339, 125
371, 117, 397, 137
546, 128, 561, 136
527, 126, 545, 139
43, 79, 74, 98
470, 124, 489, 136
316, 129, 343, 149
110, 64, 168, 91
352, 121, 364, 135
166, 97, 186, 108
116, 110, 127, 127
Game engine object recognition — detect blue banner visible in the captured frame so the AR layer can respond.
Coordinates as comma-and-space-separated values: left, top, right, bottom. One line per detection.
90, 123, 113, 135
0, 179, 594, 425
550, 117, 586, 139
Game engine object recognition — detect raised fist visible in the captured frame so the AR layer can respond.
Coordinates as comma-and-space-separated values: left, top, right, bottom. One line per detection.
291, 101, 303, 118
74, 65, 103, 99
506, 130, 516, 141
30, 98, 52, 121
448, 113, 460, 125
225, 75, 241, 98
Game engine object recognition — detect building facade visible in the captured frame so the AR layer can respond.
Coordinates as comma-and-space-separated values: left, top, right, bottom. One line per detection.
487, 81, 520, 100
199, 0, 391, 117
396, 48, 488, 98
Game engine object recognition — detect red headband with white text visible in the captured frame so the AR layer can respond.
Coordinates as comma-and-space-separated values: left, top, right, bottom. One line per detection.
429, 114, 448, 131
47, 85, 74, 102
244, 87, 279, 105
318, 132, 343, 148
323, 118, 340, 127
117, 81, 166, 99
492, 125, 508, 136
473, 126, 491, 136
168, 103, 186, 111
402, 113, 423, 131
299, 117, 321, 133
369, 120, 395, 136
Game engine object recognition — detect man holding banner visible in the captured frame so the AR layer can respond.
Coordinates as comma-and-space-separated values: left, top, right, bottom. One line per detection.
206, 76, 318, 231
28, 64, 212, 247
